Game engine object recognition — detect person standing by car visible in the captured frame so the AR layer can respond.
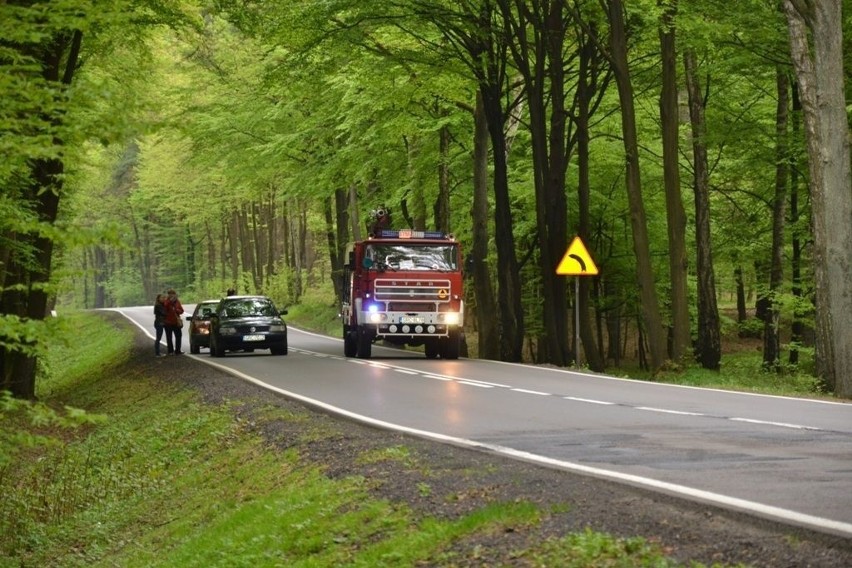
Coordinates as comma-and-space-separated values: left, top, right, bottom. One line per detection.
153, 294, 167, 356
163, 288, 185, 355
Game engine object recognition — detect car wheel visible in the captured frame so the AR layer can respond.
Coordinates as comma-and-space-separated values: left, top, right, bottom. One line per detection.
343, 329, 357, 357
210, 335, 225, 357
190, 340, 200, 355
440, 329, 461, 360
356, 327, 373, 359
271, 343, 288, 355
424, 339, 439, 359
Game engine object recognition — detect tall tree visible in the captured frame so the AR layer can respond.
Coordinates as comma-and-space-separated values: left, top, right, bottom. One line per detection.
470, 93, 501, 360
683, 49, 722, 370
762, 67, 789, 371
499, 0, 571, 365
658, 0, 690, 364
783, 0, 852, 396
602, 0, 667, 371
573, 16, 608, 372
0, 6, 85, 398
409, 0, 525, 361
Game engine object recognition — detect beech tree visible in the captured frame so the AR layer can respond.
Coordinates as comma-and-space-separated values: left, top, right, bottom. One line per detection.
783, 0, 852, 396
601, 0, 667, 372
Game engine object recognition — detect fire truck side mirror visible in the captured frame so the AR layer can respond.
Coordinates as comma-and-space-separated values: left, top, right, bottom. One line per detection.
464, 256, 475, 273
347, 251, 355, 268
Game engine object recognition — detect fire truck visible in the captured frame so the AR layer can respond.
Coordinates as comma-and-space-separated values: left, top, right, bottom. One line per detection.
340, 228, 464, 359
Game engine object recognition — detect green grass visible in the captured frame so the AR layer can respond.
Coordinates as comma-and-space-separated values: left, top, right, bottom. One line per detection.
0, 311, 739, 567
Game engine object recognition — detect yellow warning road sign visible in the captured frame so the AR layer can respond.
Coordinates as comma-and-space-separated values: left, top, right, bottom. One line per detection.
556, 236, 599, 276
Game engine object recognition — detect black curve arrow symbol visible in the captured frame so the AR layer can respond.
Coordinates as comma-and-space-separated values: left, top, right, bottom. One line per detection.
569, 254, 586, 272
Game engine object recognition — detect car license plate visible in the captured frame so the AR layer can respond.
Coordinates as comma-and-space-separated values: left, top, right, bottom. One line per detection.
400, 316, 424, 324
243, 334, 264, 342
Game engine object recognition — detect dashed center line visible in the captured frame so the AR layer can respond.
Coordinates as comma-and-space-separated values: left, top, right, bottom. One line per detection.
564, 396, 615, 405
292, 348, 823, 432
729, 417, 820, 430
636, 406, 705, 416
512, 388, 550, 396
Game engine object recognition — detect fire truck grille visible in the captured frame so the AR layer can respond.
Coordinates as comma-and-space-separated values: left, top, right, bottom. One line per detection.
374, 279, 452, 302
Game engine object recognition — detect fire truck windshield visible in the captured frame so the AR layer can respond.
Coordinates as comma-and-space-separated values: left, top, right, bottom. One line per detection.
364, 243, 458, 272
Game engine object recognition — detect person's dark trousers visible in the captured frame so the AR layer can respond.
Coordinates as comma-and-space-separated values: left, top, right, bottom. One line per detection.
173, 327, 183, 354
165, 326, 175, 354
155, 324, 165, 356
165, 325, 183, 354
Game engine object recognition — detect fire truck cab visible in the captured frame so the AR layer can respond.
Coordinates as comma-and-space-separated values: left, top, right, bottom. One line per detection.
340, 229, 464, 359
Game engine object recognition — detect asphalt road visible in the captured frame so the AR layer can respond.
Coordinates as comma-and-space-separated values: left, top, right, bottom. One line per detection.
118, 305, 852, 539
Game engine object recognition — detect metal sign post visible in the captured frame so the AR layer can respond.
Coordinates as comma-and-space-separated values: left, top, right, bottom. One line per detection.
575, 278, 580, 369
556, 236, 600, 369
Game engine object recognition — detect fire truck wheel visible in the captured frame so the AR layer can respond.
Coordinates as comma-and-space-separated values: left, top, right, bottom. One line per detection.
356, 328, 373, 359
343, 330, 357, 357
424, 339, 439, 359
440, 330, 461, 360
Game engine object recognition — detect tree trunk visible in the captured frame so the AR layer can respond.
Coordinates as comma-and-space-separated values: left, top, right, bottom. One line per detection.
783, 0, 852, 397
470, 92, 501, 360
684, 49, 722, 370
348, 184, 362, 242
606, 0, 667, 372
763, 67, 789, 371
576, 26, 604, 372
435, 124, 451, 233
658, 0, 690, 365
734, 266, 748, 324
228, 210, 240, 288
94, 246, 108, 308
788, 81, 804, 366
325, 197, 342, 304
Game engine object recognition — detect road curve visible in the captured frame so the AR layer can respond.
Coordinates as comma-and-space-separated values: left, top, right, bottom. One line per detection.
115, 306, 852, 539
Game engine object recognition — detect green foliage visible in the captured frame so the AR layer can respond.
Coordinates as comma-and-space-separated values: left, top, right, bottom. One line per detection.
17, 0, 825, 384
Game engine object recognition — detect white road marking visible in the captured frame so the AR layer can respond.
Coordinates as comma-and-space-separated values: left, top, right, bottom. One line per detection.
512, 388, 550, 396
729, 417, 821, 431
423, 374, 453, 381
636, 406, 706, 417
457, 380, 494, 388
564, 396, 616, 405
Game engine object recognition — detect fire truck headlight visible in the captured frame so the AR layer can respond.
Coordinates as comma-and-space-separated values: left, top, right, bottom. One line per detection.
369, 312, 383, 323
441, 312, 460, 325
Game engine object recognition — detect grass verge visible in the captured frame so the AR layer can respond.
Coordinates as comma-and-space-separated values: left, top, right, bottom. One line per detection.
1, 311, 734, 567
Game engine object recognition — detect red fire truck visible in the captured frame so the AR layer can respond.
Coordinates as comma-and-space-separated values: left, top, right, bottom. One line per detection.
340, 229, 464, 359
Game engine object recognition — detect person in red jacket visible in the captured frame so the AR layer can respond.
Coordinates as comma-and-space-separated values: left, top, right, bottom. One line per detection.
163, 288, 185, 355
